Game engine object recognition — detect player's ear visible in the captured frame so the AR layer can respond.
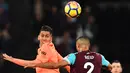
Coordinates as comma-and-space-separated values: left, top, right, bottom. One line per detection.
87, 43, 90, 48
120, 66, 123, 73
77, 43, 81, 49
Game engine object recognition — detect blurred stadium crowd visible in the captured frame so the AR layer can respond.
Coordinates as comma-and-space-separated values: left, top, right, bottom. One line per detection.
0, 0, 130, 73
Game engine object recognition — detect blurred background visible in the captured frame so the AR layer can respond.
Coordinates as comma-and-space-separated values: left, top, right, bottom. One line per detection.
0, 0, 130, 73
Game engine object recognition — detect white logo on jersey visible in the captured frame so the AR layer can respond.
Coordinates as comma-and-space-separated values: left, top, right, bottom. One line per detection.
84, 55, 94, 59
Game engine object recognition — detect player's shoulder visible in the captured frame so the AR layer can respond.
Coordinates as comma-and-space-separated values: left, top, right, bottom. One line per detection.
90, 51, 102, 57
94, 52, 106, 59
65, 52, 77, 59
95, 52, 101, 56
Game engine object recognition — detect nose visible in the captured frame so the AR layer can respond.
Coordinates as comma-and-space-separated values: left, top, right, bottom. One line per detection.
42, 38, 46, 41
41, 36, 46, 40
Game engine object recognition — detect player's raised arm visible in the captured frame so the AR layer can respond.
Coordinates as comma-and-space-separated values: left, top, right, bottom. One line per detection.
26, 60, 69, 69
25, 53, 76, 69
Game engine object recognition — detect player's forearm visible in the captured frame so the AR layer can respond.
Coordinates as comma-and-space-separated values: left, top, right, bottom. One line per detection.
108, 64, 112, 71
35, 62, 61, 69
7, 57, 30, 67
35, 60, 69, 69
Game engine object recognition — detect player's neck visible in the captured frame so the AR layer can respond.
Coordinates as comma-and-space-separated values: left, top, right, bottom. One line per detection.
39, 42, 52, 47
82, 49, 89, 52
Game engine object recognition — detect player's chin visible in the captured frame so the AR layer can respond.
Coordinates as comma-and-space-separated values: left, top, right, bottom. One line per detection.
114, 71, 118, 73
41, 41, 46, 44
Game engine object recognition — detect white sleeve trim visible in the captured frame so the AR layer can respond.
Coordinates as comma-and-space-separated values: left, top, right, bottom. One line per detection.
63, 57, 71, 65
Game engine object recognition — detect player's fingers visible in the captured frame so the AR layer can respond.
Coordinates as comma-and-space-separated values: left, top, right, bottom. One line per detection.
2, 54, 8, 58
2, 54, 6, 58
3, 53, 10, 57
2, 53, 7, 56
2, 53, 12, 60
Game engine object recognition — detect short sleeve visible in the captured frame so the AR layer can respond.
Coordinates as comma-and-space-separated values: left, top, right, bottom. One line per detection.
63, 53, 76, 65
101, 55, 110, 66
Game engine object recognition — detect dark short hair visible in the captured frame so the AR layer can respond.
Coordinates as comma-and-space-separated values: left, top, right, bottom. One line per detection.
112, 60, 122, 68
40, 25, 53, 35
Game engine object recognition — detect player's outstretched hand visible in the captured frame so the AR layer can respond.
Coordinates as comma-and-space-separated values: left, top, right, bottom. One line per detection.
2, 53, 13, 61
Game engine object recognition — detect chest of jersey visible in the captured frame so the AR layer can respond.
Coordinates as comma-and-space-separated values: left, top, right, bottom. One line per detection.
70, 51, 102, 73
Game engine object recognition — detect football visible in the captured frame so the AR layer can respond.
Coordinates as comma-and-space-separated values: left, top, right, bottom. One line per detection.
64, 1, 81, 18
